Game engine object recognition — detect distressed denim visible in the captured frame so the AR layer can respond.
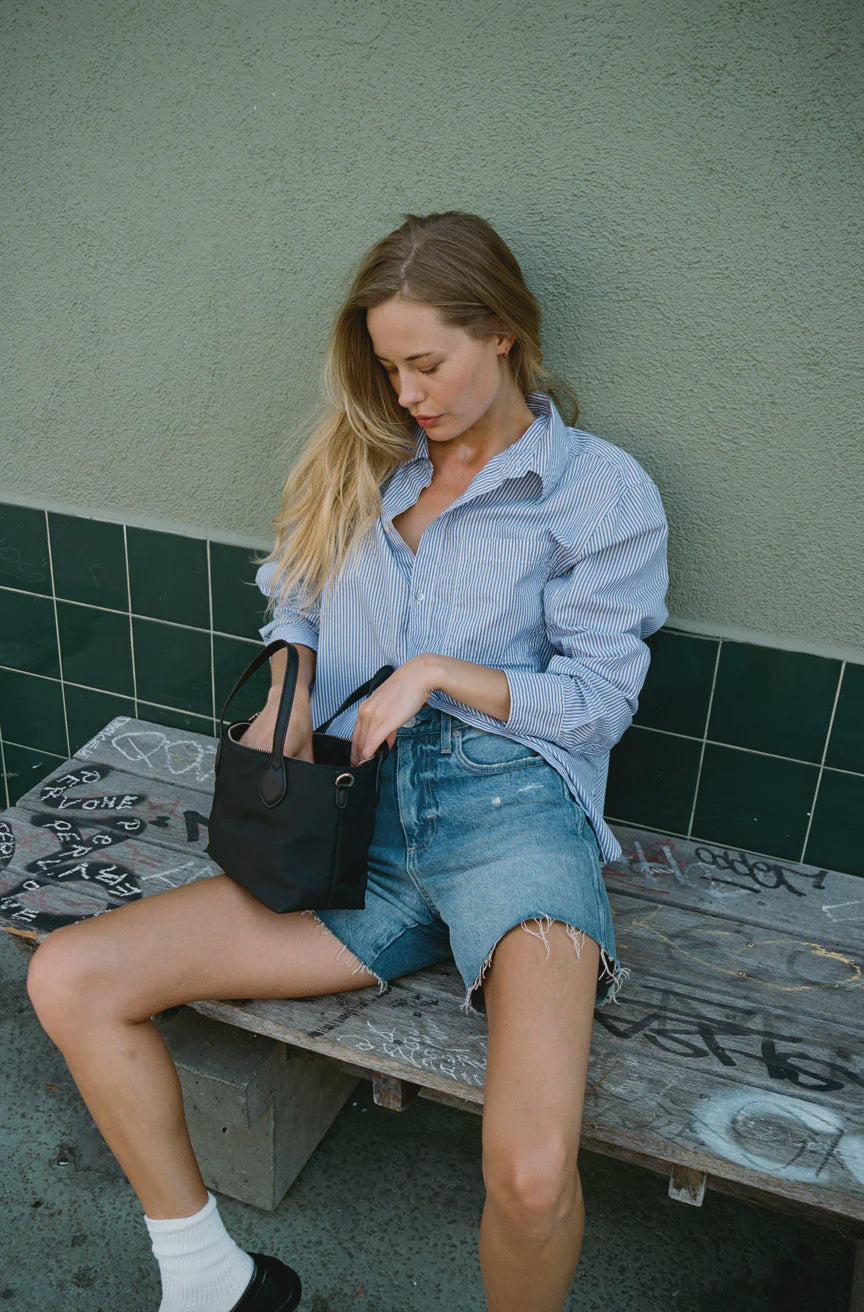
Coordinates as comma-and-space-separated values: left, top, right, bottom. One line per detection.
309, 705, 627, 1016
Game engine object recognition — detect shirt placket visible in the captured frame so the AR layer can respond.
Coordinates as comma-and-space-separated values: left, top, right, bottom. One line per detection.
381, 451, 534, 670
381, 462, 433, 667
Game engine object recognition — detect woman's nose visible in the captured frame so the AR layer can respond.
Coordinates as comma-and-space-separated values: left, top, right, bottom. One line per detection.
397, 376, 425, 408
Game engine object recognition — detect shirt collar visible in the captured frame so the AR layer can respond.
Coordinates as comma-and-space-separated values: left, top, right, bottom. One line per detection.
407, 389, 570, 499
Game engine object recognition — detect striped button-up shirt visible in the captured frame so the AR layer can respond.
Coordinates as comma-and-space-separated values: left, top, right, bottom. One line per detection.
256, 390, 669, 863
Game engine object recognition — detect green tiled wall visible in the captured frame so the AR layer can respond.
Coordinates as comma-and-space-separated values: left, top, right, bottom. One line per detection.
0, 502, 270, 809
2, 501, 863, 879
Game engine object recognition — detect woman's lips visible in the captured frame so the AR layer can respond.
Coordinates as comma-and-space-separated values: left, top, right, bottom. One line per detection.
416, 414, 443, 425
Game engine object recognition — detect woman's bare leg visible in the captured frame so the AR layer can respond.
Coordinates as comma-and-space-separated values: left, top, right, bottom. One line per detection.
26, 874, 380, 1219
478, 920, 599, 1312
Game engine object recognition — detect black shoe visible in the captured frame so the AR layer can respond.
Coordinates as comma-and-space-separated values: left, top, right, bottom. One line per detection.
228, 1251, 302, 1311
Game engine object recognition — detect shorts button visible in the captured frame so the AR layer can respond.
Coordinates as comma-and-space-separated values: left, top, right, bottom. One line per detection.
404, 715, 417, 728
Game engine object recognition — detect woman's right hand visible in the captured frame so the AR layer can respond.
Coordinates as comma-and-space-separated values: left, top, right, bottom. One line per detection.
236, 685, 315, 762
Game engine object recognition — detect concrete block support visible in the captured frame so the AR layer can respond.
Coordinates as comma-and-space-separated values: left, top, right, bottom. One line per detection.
156, 1007, 360, 1211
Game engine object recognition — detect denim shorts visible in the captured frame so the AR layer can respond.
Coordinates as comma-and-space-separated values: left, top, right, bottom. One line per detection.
309, 705, 628, 1016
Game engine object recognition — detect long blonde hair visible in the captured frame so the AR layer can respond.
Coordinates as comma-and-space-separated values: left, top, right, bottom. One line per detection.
259, 210, 579, 619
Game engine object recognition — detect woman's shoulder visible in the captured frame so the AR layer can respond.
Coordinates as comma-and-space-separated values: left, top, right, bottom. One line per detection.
546, 424, 667, 548
559, 422, 662, 498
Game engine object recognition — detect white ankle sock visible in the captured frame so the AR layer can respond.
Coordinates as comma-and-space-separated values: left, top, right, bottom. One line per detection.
144, 1191, 256, 1312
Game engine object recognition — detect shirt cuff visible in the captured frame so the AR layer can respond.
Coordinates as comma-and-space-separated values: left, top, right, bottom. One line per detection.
503, 669, 566, 742
259, 617, 319, 651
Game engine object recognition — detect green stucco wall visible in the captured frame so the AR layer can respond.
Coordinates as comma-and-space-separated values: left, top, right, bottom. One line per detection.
2, 0, 861, 659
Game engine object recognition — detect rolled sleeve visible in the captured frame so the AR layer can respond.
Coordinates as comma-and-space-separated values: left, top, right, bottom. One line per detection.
255, 560, 320, 651
504, 479, 669, 754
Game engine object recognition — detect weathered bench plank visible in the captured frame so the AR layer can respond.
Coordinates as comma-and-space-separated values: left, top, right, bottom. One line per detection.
598, 827, 862, 943
75, 718, 218, 788
611, 899, 861, 1030
183, 984, 864, 1224
12, 761, 218, 855
2, 716, 862, 1249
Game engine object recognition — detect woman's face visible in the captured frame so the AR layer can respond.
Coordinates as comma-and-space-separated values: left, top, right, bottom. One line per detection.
365, 296, 514, 443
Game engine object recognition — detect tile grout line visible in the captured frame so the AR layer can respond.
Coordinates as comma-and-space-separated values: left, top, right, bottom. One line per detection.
2, 697, 213, 751
2, 707, 214, 760
0, 664, 216, 720
798, 660, 845, 866
3, 740, 67, 760
685, 639, 722, 840
43, 510, 71, 759
629, 727, 837, 769
206, 540, 216, 734
605, 816, 692, 844
123, 525, 139, 717
0, 579, 258, 641
603, 816, 825, 872
0, 731, 9, 809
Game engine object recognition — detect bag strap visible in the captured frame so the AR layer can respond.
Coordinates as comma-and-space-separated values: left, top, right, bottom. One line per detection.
217, 639, 395, 805
216, 638, 295, 739
314, 665, 395, 734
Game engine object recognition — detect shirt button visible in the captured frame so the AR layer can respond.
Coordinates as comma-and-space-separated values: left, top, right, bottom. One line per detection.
417, 592, 425, 601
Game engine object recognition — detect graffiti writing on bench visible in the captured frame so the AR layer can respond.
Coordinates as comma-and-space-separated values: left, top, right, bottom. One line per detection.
0, 820, 14, 869
1, 764, 216, 934
595, 985, 862, 1094
183, 810, 210, 844
0, 877, 120, 931
0, 811, 142, 930
0, 767, 148, 931
609, 836, 829, 901
25, 814, 143, 895
38, 766, 142, 814
77, 726, 216, 786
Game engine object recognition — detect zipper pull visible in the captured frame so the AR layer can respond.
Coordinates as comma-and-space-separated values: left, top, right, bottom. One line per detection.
334, 772, 355, 809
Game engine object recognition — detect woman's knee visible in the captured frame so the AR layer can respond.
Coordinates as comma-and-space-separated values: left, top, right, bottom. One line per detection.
27, 924, 126, 1037
482, 1131, 581, 1236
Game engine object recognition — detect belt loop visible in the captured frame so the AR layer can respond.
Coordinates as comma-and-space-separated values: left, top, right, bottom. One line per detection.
440, 711, 452, 755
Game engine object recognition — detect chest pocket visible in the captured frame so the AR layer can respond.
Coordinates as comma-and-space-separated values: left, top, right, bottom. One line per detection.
445, 531, 550, 654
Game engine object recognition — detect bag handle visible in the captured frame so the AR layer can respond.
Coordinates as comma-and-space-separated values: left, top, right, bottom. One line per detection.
217, 639, 394, 805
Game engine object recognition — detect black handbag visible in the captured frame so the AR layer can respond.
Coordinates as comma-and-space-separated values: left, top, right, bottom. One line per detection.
206, 639, 395, 913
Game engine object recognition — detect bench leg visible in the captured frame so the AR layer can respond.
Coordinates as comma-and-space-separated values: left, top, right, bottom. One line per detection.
851, 1239, 864, 1312
372, 1071, 421, 1111
667, 1164, 707, 1206
157, 1008, 360, 1212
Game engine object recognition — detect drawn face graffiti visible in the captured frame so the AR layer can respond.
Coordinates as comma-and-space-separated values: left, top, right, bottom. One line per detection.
694, 1089, 864, 1187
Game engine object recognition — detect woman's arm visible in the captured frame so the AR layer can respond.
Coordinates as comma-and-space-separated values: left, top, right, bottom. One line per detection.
428, 478, 669, 753
500, 479, 669, 753
238, 643, 318, 760
427, 656, 511, 722
266, 642, 316, 698
248, 559, 320, 758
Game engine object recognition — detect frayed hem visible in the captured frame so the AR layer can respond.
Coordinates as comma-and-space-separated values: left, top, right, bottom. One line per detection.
460, 915, 597, 1017
594, 946, 631, 1007
300, 908, 390, 996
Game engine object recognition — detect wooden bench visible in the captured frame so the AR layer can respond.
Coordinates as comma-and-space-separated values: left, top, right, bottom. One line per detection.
2, 715, 862, 1307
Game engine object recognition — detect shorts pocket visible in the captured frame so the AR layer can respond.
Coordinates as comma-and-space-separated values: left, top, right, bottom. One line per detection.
453, 726, 547, 774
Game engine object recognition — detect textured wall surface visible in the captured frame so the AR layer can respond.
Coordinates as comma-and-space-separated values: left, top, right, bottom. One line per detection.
1, 0, 861, 656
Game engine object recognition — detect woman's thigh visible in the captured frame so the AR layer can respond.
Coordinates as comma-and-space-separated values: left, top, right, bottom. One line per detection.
480, 919, 599, 1196
26, 872, 381, 1029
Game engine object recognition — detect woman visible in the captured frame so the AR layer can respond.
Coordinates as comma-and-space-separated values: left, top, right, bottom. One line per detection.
26, 210, 669, 1312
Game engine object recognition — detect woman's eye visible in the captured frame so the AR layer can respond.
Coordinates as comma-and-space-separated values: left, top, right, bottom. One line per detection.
382, 363, 439, 378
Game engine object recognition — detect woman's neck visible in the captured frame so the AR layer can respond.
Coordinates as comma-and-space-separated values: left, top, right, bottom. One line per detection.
429, 386, 537, 478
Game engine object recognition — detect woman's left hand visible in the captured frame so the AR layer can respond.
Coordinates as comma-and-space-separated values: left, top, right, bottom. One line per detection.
349, 654, 441, 767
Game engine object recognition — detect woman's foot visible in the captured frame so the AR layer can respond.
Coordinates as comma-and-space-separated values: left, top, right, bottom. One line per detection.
228, 1252, 302, 1311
